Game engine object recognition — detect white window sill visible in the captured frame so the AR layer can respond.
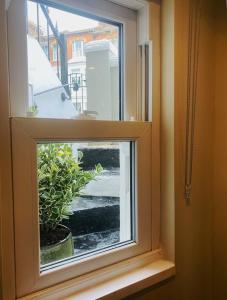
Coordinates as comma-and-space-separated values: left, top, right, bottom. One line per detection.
18, 250, 175, 300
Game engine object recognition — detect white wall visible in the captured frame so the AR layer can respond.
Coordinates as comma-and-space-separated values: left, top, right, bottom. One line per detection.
27, 36, 76, 118
85, 40, 119, 120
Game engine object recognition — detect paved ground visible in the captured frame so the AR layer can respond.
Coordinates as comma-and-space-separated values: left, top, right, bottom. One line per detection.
71, 168, 120, 256
71, 196, 119, 211
73, 229, 120, 255
80, 168, 120, 198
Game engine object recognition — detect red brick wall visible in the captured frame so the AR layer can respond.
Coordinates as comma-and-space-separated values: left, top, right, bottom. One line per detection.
49, 29, 118, 66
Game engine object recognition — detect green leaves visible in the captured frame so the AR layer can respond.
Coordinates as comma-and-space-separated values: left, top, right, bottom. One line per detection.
38, 143, 102, 232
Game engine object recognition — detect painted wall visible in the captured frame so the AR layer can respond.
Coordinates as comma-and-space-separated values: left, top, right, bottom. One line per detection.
128, 0, 215, 299
27, 36, 76, 119
213, 1, 227, 299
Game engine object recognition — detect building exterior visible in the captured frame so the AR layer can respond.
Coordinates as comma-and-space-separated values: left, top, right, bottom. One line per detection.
28, 22, 118, 113
28, 20, 119, 118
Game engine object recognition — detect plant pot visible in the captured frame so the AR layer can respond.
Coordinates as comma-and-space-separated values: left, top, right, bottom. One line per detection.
40, 225, 74, 265
27, 111, 38, 117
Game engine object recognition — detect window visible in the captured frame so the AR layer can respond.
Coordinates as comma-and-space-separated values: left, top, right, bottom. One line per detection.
38, 140, 134, 268
9, 0, 140, 121
52, 44, 58, 62
24, 0, 124, 119
42, 44, 49, 57
72, 40, 84, 58
6, 0, 163, 298
12, 118, 152, 296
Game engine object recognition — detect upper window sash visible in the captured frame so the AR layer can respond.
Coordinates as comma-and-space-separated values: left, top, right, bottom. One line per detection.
7, 0, 151, 122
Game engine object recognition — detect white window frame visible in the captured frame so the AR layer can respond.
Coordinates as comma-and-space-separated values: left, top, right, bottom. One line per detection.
72, 40, 84, 58
52, 43, 58, 62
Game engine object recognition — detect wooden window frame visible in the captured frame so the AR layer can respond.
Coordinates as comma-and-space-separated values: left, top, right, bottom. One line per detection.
7, 0, 139, 120
12, 118, 152, 297
0, 0, 173, 299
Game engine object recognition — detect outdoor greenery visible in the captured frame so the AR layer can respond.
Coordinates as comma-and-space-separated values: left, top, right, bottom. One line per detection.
27, 103, 38, 114
38, 143, 102, 232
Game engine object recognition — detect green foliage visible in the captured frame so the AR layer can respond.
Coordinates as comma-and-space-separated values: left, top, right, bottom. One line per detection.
38, 143, 102, 232
28, 103, 38, 114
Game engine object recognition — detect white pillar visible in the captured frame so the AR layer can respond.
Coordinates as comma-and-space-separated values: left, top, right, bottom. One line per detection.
85, 40, 118, 120
110, 57, 119, 120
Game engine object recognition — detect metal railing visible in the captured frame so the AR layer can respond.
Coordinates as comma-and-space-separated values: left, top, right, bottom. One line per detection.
33, 2, 88, 111
32, 72, 87, 112
35, 3, 69, 95
68, 72, 87, 112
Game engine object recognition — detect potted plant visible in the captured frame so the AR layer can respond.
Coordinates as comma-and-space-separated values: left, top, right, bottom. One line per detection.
38, 143, 102, 265
27, 103, 38, 117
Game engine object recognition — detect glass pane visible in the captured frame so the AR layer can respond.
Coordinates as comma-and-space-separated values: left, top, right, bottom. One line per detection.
37, 141, 134, 269
27, 1, 121, 120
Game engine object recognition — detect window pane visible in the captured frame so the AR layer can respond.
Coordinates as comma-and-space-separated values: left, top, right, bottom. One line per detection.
37, 141, 134, 269
27, 1, 121, 120
72, 40, 84, 58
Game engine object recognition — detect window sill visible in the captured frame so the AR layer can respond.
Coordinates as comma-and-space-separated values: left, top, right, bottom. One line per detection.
18, 250, 175, 300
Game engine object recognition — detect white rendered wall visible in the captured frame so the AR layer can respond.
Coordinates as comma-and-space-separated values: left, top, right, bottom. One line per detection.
85, 40, 119, 120
28, 36, 76, 118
